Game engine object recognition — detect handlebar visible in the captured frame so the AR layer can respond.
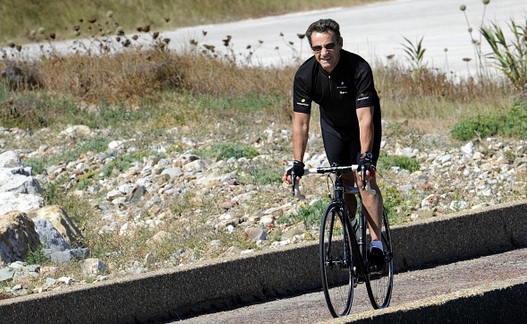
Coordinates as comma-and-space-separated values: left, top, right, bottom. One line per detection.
291, 164, 376, 200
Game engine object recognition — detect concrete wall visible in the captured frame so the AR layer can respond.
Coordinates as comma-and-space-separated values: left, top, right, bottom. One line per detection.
392, 201, 527, 270
327, 276, 527, 324
1, 201, 526, 323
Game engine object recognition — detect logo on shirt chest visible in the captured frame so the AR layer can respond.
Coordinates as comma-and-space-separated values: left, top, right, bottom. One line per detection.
336, 81, 349, 95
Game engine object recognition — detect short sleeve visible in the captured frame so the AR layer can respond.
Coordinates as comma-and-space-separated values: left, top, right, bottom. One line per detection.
293, 68, 312, 114
355, 62, 377, 109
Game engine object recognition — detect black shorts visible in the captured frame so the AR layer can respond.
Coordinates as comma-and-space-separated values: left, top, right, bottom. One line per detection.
320, 116, 381, 166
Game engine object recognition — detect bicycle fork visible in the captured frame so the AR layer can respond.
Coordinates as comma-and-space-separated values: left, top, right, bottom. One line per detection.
325, 213, 351, 269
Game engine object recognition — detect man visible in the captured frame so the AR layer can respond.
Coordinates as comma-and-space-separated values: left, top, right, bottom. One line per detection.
284, 18, 385, 267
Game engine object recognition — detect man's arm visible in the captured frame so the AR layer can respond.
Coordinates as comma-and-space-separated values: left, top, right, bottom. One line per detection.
356, 106, 374, 154
292, 111, 311, 162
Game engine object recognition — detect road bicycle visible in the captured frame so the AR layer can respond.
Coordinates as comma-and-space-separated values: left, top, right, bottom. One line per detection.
291, 164, 394, 318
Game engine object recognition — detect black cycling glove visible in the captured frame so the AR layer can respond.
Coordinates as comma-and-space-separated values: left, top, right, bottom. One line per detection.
286, 160, 305, 178
358, 152, 376, 172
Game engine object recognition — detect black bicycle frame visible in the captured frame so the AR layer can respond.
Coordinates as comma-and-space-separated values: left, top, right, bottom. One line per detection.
332, 172, 369, 277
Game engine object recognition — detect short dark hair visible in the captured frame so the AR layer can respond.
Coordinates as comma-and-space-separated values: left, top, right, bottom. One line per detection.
305, 19, 341, 46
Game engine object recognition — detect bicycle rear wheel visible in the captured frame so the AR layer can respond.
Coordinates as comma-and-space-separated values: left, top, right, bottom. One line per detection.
365, 208, 394, 309
320, 203, 354, 318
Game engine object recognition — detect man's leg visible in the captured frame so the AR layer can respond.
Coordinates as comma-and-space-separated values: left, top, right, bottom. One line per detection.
343, 173, 357, 218
358, 174, 386, 270
357, 174, 383, 243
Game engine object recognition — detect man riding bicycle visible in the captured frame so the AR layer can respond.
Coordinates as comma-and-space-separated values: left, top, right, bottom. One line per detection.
284, 18, 386, 268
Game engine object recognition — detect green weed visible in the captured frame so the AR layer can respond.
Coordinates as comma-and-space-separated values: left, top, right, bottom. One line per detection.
281, 198, 328, 228
196, 142, 259, 161
401, 36, 427, 71
238, 166, 283, 185
25, 156, 60, 175
25, 136, 111, 176
381, 185, 413, 225
25, 245, 50, 265
101, 150, 154, 178
378, 154, 420, 173
480, 20, 527, 90
42, 181, 93, 227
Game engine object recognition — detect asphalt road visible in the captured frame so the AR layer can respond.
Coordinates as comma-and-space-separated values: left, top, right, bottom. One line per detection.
7, 0, 527, 77
164, 0, 527, 75
169, 247, 527, 323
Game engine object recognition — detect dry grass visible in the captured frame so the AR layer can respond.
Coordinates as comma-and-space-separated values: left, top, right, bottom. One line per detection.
37, 50, 184, 103
3, 46, 517, 133
375, 63, 517, 131
9, 45, 295, 105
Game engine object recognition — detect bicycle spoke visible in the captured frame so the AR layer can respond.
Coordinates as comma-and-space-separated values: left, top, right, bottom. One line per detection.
365, 209, 394, 309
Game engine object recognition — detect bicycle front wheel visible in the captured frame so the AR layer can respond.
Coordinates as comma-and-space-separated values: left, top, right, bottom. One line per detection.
365, 208, 394, 309
320, 203, 354, 318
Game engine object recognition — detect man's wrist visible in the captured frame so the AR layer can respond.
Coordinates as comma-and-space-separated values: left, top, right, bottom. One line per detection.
360, 152, 373, 160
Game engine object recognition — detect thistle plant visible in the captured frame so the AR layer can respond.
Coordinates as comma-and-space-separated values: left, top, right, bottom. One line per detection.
459, 0, 491, 77
460, 0, 527, 89
189, 30, 264, 66
274, 32, 305, 64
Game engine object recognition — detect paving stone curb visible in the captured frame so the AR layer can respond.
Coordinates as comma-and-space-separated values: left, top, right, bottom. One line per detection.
1, 201, 526, 323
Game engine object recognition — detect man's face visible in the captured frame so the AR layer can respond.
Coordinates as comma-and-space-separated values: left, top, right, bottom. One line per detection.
310, 31, 342, 73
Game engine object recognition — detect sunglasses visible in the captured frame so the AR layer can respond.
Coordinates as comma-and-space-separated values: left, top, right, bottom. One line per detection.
311, 42, 337, 52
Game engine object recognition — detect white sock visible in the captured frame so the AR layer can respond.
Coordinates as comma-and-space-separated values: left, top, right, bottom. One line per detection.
370, 240, 383, 252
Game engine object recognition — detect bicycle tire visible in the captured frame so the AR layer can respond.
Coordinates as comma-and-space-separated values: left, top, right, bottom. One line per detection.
365, 208, 394, 309
320, 203, 354, 318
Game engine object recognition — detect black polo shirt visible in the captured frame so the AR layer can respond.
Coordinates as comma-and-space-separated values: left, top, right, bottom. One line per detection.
293, 50, 381, 133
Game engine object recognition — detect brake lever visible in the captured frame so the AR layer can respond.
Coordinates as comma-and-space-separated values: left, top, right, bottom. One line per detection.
360, 165, 377, 195
360, 165, 366, 190
290, 170, 306, 200
291, 171, 296, 196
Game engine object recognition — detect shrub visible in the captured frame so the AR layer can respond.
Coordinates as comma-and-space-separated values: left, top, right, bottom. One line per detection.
450, 114, 502, 141
451, 101, 527, 141
501, 102, 527, 138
